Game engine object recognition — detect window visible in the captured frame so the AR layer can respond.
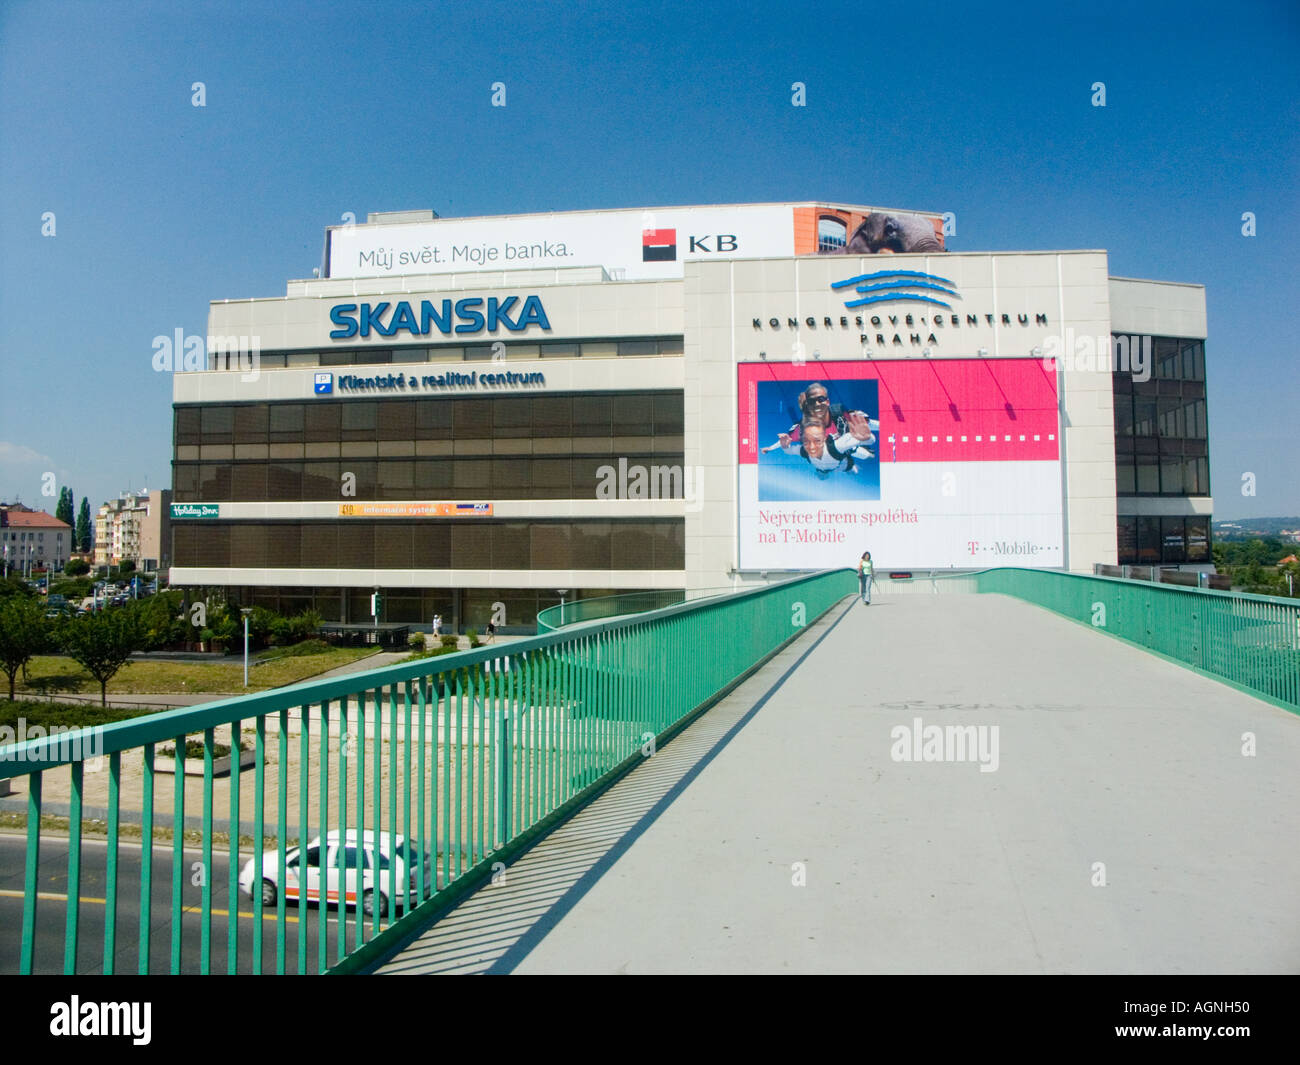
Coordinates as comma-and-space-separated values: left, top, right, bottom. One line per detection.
234, 404, 269, 442
617, 341, 658, 357
1161, 517, 1186, 563
1116, 516, 1138, 563
341, 402, 377, 439
1137, 516, 1160, 563
377, 400, 415, 441
200, 406, 233, 442
176, 408, 201, 445
270, 404, 304, 439
818, 216, 847, 253
540, 342, 579, 358
334, 846, 369, 870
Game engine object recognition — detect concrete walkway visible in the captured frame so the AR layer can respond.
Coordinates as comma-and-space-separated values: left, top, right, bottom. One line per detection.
377, 594, 1300, 975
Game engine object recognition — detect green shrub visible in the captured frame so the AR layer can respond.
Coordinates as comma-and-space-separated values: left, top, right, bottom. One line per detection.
466, 628, 480, 648
439, 634, 459, 648
259, 638, 333, 659
159, 737, 251, 759
408, 633, 426, 650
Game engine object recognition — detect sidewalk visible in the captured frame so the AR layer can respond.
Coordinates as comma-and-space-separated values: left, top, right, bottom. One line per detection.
377, 594, 1300, 975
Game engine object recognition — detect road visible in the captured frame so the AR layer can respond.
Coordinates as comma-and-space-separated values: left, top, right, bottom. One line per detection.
0, 832, 411, 974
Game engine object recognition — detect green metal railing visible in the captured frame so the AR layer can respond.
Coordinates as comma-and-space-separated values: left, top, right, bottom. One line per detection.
966, 568, 1300, 712
536, 586, 739, 631
0, 569, 855, 975
890, 566, 1299, 712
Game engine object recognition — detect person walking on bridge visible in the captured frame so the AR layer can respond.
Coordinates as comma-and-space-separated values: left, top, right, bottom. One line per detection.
857, 550, 874, 605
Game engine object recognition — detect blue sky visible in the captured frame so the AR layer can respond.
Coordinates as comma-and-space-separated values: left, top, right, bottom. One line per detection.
1, 0, 1296, 522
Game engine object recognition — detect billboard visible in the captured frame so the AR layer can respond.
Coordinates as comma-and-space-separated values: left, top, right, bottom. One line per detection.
791, 206, 946, 256
326, 204, 946, 281
327, 205, 796, 281
737, 359, 1062, 570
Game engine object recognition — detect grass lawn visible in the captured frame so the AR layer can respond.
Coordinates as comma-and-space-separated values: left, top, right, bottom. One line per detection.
13, 646, 382, 697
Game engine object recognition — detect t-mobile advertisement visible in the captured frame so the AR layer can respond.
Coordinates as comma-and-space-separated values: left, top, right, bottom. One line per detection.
737, 359, 1064, 569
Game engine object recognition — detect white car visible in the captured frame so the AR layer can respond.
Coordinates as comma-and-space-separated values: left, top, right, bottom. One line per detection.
239, 830, 432, 917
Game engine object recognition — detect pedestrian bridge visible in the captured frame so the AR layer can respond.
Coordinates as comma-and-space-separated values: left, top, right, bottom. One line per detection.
2, 571, 1297, 974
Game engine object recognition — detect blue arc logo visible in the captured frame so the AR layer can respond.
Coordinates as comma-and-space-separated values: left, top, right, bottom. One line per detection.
831, 270, 959, 310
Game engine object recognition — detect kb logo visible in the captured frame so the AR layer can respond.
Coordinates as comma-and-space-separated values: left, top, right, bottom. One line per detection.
688, 234, 737, 253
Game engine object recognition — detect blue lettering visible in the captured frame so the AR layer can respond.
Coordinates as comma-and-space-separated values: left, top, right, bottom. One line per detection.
487, 296, 518, 331
332, 294, 547, 340
455, 297, 484, 334
421, 299, 453, 335
359, 302, 392, 337
389, 301, 419, 336
329, 304, 358, 339
516, 295, 550, 331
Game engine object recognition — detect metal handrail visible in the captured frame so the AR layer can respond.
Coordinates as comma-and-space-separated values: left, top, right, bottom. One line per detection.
0, 568, 856, 975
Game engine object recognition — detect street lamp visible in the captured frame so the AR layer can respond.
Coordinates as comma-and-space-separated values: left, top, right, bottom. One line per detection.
241, 608, 253, 688
556, 588, 568, 627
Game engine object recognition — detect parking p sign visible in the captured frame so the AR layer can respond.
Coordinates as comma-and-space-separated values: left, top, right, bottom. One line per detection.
314, 372, 333, 394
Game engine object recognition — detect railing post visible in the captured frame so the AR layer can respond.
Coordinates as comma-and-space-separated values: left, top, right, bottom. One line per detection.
497, 705, 511, 845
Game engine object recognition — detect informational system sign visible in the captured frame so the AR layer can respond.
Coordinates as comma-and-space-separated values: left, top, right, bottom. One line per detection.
337, 503, 494, 518
737, 358, 1063, 569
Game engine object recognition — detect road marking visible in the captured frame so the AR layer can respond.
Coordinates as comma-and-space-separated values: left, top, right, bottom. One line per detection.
0, 887, 344, 925
0, 889, 106, 904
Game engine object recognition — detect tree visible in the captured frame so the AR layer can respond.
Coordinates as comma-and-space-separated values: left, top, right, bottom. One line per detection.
64, 558, 90, 577
118, 560, 136, 576
0, 575, 35, 600
55, 486, 74, 529
58, 610, 142, 707
76, 498, 91, 554
127, 589, 188, 649
0, 597, 48, 700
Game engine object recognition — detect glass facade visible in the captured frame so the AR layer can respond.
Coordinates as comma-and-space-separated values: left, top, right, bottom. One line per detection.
1112, 336, 1212, 566
173, 392, 685, 502
1113, 337, 1209, 498
172, 519, 684, 571
1115, 515, 1210, 565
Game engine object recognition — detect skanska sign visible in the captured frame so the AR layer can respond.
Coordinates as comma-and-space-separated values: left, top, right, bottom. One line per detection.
328, 295, 550, 339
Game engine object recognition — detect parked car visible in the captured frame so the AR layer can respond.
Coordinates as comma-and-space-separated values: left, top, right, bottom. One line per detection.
238, 830, 432, 917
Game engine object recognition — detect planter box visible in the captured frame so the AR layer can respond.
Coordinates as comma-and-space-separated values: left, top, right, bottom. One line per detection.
154, 749, 257, 779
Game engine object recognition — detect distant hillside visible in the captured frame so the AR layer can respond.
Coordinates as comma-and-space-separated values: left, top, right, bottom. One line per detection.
1213, 517, 1300, 541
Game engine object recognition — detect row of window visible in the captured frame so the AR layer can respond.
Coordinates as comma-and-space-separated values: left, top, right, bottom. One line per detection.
172, 453, 687, 502
1116, 515, 1211, 565
172, 520, 685, 571
175, 392, 684, 446
1114, 389, 1209, 440
209, 337, 685, 371
213, 585, 646, 629
1116, 441, 1210, 496
3, 531, 61, 540
1109, 338, 1206, 383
